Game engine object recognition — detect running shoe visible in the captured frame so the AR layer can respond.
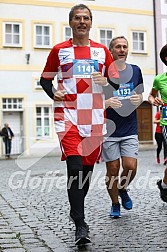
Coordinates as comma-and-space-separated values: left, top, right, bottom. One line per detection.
75, 225, 91, 246
119, 189, 132, 210
163, 158, 167, 165
109, 202, 121, 218
157, 179, 167, 202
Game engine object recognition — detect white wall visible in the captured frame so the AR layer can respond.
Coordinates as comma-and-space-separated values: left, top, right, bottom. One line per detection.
0, 0, 156, 155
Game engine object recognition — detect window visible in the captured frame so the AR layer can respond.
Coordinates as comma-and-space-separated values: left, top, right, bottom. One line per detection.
32, 73, 42, 90
132, 31, 146, 53
34, 24, 52, 48
35, 79, 42, 89
64, 26, 72, 40
2, 98, 23, 110
3, 22, 22, 47
99, 29, 113, 48
36, 107, 52, 138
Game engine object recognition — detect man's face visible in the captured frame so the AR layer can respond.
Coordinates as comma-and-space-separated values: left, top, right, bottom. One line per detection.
69, 8, 92, 38
111, 38, 128, 62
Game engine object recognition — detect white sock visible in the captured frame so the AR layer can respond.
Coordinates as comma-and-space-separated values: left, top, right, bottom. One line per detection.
161, 181, 167, 189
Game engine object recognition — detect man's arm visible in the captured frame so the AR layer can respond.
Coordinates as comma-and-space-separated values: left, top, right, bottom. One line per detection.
40, 77, 66, 101
148, 88, 164, 106
10, 128, 14, 137
40, 77, 56, 100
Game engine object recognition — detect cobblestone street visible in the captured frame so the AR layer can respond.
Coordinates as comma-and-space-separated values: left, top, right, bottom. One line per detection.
0, 149, 167, 252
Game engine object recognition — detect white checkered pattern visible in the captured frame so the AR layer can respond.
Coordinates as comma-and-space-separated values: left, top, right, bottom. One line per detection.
42, 39, 117, 137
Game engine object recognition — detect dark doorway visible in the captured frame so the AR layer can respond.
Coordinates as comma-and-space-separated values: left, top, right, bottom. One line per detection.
137, 101, 153, 143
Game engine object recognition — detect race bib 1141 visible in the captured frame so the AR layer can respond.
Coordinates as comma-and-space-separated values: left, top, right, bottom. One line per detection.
73, 59, 99, 78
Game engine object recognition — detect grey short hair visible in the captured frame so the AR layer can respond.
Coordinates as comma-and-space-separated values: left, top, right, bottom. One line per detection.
109, 36, 128, 51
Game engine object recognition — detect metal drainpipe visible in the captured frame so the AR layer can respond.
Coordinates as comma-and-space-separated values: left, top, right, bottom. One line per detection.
153, 0, 159, 114
152, 0, 159, 142
153, 0, 158, 76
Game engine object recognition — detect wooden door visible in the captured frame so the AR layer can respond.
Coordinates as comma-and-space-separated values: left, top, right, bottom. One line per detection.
136, 102, 153, 142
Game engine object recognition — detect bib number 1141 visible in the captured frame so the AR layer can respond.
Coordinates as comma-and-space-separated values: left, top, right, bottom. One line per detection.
73, 59, 99, 78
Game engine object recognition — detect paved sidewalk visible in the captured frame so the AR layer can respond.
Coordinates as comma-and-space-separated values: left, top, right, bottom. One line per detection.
0, 149, 166, 251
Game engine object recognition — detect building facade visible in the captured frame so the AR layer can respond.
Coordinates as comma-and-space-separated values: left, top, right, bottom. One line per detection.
150, 0, 167, 143
0, 0, 156, 157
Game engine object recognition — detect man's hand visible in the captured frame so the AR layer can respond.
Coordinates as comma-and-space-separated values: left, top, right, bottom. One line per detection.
92, 72, 107, 86
105, 97, 122, 108
152, 97, 164, 107
148, 89, 163, 107
53, 90, 66, 101
130, 92, 143, 106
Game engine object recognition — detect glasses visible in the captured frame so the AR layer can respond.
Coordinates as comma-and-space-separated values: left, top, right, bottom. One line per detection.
72, 15, 91, 22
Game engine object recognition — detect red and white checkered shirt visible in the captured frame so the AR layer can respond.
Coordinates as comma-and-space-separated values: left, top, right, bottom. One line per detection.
42, 39, 117, 137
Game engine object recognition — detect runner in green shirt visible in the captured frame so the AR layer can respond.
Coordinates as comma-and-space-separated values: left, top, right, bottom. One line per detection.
148, 44, 167, 202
